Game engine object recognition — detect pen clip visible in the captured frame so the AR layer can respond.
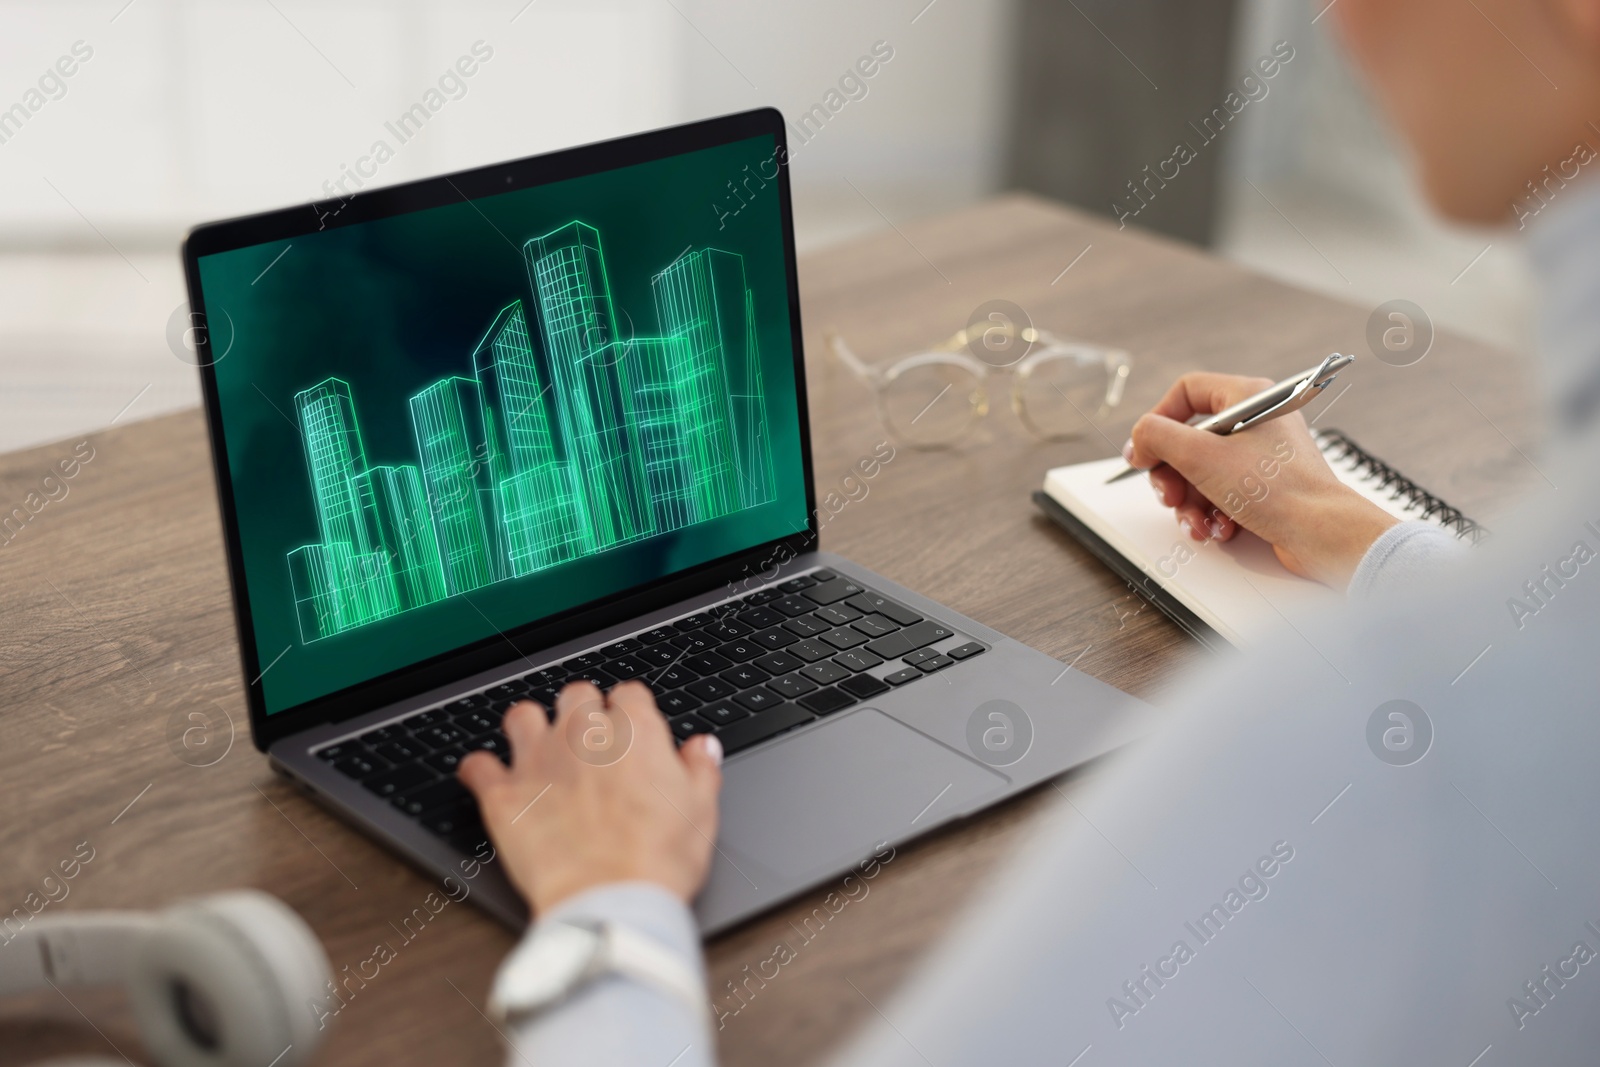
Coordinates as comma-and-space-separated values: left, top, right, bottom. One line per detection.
1228, 353, 1347, 432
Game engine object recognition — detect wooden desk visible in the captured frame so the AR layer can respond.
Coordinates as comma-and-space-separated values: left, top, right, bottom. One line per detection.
0, 195, 1534, 1066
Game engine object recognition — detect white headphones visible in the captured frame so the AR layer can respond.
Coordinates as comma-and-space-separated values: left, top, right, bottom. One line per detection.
2, 890, 332, 1067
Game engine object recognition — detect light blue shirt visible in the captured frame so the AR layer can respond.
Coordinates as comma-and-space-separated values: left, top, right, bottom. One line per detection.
501, 180, 1600, 1065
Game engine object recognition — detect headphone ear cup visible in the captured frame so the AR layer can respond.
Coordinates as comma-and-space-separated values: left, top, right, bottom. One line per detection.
125, 891, 332, 1067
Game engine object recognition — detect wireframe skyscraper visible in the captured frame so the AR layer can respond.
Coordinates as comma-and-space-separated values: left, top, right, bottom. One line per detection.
286, 378, 405, 640
410, 376, 500, 593
524, 222, 654, 550
652, 249, 773, 514
626, 336, 702, 533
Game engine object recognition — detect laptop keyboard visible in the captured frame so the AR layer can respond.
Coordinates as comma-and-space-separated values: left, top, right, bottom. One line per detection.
311, 568, 986, 855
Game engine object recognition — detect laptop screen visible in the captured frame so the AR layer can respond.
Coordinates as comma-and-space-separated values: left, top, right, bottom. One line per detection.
195, 131, 808, 716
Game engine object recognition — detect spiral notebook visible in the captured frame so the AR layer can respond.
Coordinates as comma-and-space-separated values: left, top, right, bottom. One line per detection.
1033, 429, 1486, 651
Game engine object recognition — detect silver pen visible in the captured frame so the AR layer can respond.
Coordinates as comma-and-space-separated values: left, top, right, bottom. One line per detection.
1105, 353, 1355, 484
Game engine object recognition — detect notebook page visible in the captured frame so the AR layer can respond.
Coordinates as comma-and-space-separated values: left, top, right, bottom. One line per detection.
1043, 457, 1344, 648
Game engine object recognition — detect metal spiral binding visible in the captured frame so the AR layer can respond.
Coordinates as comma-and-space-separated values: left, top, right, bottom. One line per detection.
1314, 429, 1489, 544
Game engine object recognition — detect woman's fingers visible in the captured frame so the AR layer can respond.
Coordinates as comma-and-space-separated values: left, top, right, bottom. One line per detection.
1149, 464, 1187, 508
1147, 372, 1275, 424
1174, 482, 1236, 542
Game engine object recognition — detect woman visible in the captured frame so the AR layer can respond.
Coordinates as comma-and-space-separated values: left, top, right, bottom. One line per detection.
459, 0, 1600, 1061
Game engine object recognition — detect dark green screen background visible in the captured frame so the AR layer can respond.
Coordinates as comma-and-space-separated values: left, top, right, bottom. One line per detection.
198, 135, 807, 715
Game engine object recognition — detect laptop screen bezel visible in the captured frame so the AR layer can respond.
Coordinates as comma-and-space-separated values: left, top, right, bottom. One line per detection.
183, 108, 818, 751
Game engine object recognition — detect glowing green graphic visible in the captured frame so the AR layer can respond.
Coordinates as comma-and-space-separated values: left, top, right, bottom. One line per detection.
284, 222, 775, 642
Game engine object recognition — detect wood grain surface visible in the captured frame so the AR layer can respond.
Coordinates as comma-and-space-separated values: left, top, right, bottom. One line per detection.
0, 195, 1535, 1066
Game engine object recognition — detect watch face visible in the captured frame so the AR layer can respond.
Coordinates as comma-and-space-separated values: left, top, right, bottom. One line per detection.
499, 922, 604, 1012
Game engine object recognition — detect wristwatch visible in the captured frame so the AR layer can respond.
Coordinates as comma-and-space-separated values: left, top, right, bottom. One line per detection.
489, 918, 708, 1023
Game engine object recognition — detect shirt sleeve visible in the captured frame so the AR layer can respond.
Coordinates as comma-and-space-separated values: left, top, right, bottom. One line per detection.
1346, 520, 1464, 600
499, 882, 714, 1067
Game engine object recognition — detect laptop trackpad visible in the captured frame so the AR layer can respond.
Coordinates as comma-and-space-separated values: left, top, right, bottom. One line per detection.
717, 708, 1009, 882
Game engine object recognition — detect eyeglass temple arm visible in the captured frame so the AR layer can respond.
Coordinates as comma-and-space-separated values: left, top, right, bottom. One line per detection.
825, 333, 879, 384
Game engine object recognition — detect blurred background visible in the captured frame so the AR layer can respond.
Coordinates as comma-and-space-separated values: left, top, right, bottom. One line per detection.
0, 0, 1532, 454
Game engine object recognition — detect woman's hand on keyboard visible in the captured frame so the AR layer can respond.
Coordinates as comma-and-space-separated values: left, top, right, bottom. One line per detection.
458, 679, 724, 914
1126, 371, 1398, 590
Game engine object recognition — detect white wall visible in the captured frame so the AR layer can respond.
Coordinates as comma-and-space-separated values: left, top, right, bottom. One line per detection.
0, 0, 1012, 248
0, 0, 1016, 451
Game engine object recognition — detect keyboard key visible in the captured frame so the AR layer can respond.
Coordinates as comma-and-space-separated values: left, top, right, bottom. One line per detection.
753, 651, 803, 674
467, 733, 511, 760
798, 660, 851, 685
798, 687, 857, 716
734, 688, 784, 713
601, 638, 642, 656
840, 674, 891, 699
638, 626, 678, 645
375, 740, 425, 764
851, 614, 899, 638
568, 668, 617, 688
704, 620, 751, 641
455, 709, 500, 734
671, 715, 715, 741
657, 691, 702, 716
884, 667, 922, 686
865, 620, 955, 660
423, 747, 467, 774
360, 725, 405, 745
802, 578, 864, 605
766, 673, 818, 699
720, 663, 771, 689
751, 627, 799, 650
656, 665, 699, 688
716, 704, 815, 754
782, 615, 830, 637
946, 642, 987, 660
418, 723, 467, 749
402, 709, 448, 730
820, 627, 868, 650
606, 655, 650, 680
563, 652, 607, 672
317, 742, 361, 762
419, 806, 480, 838
669, 632, 715, 654
420, 801, 479, 837
771, 595, 815, 618
684, 652, 733, 675
787, 639, 833, 663
440, 698, 484, 718
844, 593, 923, 627
635, 645, 680, 667
676, 611, 715, 630
392, 778, 469, 817
833, 649, 884, 672
778, 575, 817, 592
917, 655, 954, 673
686, 677, 738, 702
522, 668, 566, 688
362, 764, 434, 798
814, 604, 863, 626
699, 702, 749, 727
486, 682, 526, 700
811, 568, 839, 582
903, 648, 941, 666
334, 753, 387, 779
737, 606, 784, 629
718, 639, 763, 663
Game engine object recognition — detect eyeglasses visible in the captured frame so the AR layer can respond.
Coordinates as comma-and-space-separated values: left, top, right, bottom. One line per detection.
827, 324, 1131, 449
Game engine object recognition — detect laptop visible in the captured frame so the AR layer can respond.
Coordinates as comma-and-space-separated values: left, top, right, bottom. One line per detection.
183, 108, 1151, 934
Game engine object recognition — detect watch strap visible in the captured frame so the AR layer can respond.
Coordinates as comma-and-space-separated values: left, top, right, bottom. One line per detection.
491, 918, 707, 1024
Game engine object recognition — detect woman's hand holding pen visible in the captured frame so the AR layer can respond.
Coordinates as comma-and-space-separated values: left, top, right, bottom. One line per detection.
1126, 372, 1400, 591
